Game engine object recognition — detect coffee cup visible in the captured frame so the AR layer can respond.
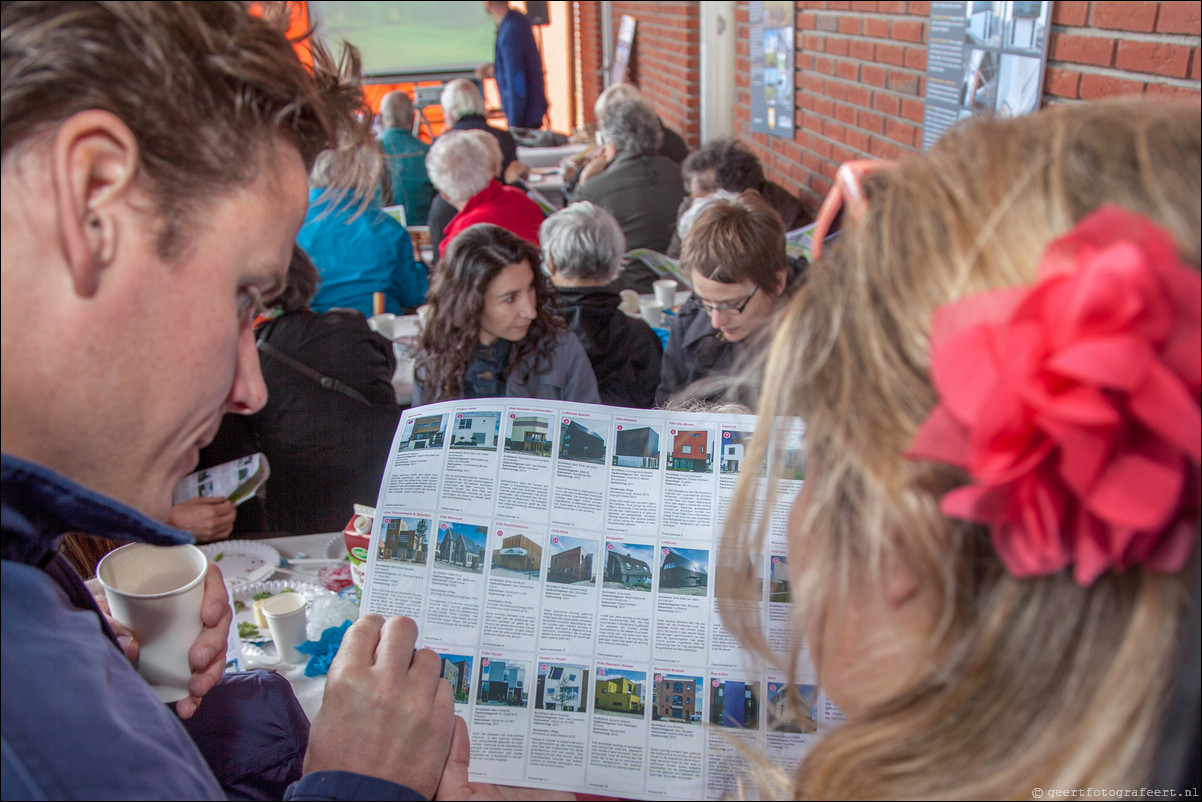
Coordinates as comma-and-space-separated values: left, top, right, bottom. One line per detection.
261, 592, 309, 664
653, 279, 678, 309
97, 543, 208, 703
640, 298, 665, 327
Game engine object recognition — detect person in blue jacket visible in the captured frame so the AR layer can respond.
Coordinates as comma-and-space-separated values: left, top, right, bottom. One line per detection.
478, 1, 548, 130
298, 149, 429, 318
1, 3, 453, 799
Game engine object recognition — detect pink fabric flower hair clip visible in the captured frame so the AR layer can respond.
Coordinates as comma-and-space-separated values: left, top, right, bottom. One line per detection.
907, 205, 1200, 585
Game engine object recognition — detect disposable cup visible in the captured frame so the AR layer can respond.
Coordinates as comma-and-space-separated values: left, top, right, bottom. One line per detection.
653, 279, 678, 309
261, 592, 309, 664
640, 298, 665, 327
97, 543, 208, 703
416, 304, 432, 330
369, 312, 396, 340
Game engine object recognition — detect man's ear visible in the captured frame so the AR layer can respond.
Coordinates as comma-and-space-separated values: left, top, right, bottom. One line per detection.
51, 110, 139, 298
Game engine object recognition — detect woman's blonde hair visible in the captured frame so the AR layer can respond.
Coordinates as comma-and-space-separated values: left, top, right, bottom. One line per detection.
722, 98, 1200, 798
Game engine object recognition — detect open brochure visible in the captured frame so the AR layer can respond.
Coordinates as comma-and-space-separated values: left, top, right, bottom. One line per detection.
172, 453, 270, 507
623, 249, 692, 291
361, 400, 843, 799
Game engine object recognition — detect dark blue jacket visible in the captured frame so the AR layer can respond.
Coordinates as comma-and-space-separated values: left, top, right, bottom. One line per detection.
0, 454, 423, 801
494, 9, 548, 129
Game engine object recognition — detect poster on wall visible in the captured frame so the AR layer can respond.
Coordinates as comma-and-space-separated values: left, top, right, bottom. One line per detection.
922, 1, 1052, 150
749, 1, 794, 139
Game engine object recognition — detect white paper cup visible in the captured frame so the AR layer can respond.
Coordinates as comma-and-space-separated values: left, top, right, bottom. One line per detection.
619, 289, 642, 316
97, 543, 208, 703
261, 592, 308, 664
416, 304, 432, 330
653, 279, 678, 309
640, 298, 665, 327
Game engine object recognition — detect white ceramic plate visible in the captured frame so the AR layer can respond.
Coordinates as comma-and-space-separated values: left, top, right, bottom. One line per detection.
200, 540, 280, 588
231, 579, 332, 643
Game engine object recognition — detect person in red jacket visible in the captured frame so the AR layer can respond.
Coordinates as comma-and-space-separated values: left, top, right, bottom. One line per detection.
426, 128, 545, 261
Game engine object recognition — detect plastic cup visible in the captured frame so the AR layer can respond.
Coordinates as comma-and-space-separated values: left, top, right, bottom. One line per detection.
640, 298, 665, 327
653, 279, 678, 309
619, 290, 642, 316
261, 592, 309, 664
97, 543, 208, 703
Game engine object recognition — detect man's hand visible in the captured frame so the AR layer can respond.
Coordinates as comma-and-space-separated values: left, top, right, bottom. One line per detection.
305, 615, 455, 797
168, 496, 236, 543
435, 716, 577, 801
176, 562, 233, 719
88, 563, 231, 720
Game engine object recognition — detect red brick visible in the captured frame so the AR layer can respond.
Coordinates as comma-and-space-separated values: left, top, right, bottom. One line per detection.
812, 137, 832, 160
887, 70, 920, 95
838, 17, 862, 35
1092, 2, 1158, 33
1194, 48, 1201, 81
1144, 82, 1202, 100
865, 18, 890, 39
869, 136, 902, 161
844, 127, 871, 153
835, 102, 857, 124
827, 37, 851, 57
826, 80, 848, 101
846, 85, 872, 109
1158, 1, 1201, 34
1051, 32, 1116, 67
815, 56, 835, 75
900, 97, 924, 123
797, 12, 817, 31
873, 92, 900, 116
877, 42, 906, 67
1045, 67, 1082, 99
862, 64, 888, 87
884, 117, 917, 146
1079, 72, 1145, 100
805, 73, 824, 93
1115, 40, 1192, 78
891, 19, 924, 43
814, 14, 839, 33
876, 2, 906, 14
813, 97, 835, 118
1052, 1, 1089, 26
850, 39, 875, 60
904, 46, 927, 71
836, 60, 860, 80
858, 109, 885, 133
803, 33, 823, 50
908, 1, 931, 15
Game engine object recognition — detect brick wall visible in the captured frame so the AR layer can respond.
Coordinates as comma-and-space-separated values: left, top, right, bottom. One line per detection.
575, 0, 604, 128
574, 1, 703, 145
613, 2, 703, 145
572, 2, 1198, 208
731, 1, 1201, 211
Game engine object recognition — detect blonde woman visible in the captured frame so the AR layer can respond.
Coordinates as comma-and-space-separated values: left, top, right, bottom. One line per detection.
723, 98, 1200, 798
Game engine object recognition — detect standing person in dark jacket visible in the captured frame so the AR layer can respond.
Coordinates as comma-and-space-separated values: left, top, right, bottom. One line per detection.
477, 1, 548, 130
656, 191, 794, 409
542, 202, 663, 408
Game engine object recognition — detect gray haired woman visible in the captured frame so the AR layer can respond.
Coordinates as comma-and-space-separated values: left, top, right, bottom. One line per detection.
541, 202, 662, 408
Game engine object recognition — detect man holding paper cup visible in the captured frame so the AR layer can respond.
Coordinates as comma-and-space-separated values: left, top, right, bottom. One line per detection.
1, 3, 454, 799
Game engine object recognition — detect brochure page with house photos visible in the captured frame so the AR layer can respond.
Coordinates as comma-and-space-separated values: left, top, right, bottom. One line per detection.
361, 400, 845, 800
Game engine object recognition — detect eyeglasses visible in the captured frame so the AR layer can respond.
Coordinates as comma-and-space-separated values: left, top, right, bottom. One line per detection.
688, 285, 760, 315
810, 159, 894, 261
